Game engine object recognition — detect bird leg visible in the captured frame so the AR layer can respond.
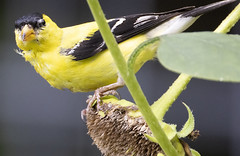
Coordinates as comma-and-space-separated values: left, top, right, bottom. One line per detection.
82, 81, 123, 122
86, 76, 125, 106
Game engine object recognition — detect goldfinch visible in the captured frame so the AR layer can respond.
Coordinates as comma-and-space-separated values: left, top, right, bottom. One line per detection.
14, 0, 234, 102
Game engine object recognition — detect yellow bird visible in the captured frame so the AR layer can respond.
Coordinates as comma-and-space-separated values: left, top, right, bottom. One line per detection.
14, 0, 234, 103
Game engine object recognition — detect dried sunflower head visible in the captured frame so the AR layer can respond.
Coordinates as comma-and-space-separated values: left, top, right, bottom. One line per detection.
85, 96, 196, 156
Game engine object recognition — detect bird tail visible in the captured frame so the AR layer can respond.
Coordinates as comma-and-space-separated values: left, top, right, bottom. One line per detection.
182, 0, 236, 17
146, 0, 235, 38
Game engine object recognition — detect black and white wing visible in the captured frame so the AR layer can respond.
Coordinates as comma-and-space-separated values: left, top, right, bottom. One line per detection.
64, 7, 194, 60
64, 0, 235, 60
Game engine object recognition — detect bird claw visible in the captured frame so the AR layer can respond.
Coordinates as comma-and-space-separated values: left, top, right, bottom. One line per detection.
102, 89, 121, 99
86, 88, 121, 107
86, 76, 125, 110
81, 109, 87, 122
86, 89, 102, 106
83, 89, 120, 122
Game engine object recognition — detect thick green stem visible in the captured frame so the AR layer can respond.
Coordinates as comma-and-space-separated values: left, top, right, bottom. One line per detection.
152, 74, 192, 121
151, 2, 240, 121
86, 0, 128, 73
86, 0, 179, 155
214, 2, 240, 33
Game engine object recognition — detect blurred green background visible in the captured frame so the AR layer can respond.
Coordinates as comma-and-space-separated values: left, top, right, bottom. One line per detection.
0, 0, 240, 155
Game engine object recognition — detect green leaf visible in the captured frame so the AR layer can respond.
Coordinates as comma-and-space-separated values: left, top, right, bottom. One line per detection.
190, 149, 201, 156
144, 134, 158, 144
145, 122, 177, 143
157, 32, 240, 82
127, 37, 160, 72
177, 102, 195, 138
161, 122, 177, 140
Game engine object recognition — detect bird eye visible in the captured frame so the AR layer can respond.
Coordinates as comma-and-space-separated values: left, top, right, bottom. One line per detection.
36, 19, 46, 28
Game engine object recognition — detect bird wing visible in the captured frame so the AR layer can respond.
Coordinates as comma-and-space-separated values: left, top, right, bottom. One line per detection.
63, 6, 194, 60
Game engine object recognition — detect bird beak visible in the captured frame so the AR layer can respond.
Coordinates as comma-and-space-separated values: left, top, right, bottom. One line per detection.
21, 25, 35, 42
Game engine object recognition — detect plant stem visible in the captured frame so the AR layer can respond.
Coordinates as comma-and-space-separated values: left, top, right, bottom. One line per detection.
151, 2, 240, 121
214, 2, 240, 33
86, 0, 179, 155
86, 0, 128, 73
151, 74, 192, 121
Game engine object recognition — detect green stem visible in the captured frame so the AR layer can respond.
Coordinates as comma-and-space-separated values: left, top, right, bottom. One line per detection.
214, 2, 240, 33
86, 0, 128, 73
151, 2, 240, 121
152, 74, 192, 121
86, 0, 179, 156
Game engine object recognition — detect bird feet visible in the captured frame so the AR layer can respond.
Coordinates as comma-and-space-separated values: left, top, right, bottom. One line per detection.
86, 89, 120, 105
81, 77, 125, 121
87, 77, 125, 106
81, 88, 121, 122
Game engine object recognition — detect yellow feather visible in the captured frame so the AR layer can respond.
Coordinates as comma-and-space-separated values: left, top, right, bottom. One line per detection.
17, 15, 156, 92
14, 0, 235, 93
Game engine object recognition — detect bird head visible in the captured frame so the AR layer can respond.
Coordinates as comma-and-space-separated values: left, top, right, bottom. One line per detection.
14, 13, 62, 52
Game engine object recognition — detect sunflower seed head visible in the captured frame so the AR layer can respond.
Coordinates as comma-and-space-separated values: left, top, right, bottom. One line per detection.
86, 96, 191, 156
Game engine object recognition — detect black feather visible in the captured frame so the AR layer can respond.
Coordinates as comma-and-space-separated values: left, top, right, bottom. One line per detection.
62, 0, 235, 61
15, 12, 45, 30
67, 7, 194, 61
182, 0, 235, 17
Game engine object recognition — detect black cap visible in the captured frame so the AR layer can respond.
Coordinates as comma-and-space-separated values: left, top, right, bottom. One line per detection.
15, 12, 45, 30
